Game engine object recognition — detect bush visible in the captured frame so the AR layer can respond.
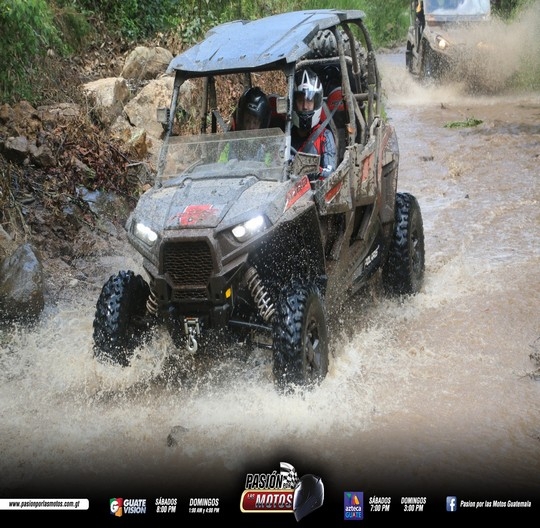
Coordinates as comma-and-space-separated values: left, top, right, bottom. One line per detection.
0, 0, 65, 102
73, 0, 182, 39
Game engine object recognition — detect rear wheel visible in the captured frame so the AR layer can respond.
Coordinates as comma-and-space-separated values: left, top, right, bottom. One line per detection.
272, 279, 329, 392
382, 192, 425, 296
93, 270, 152, 366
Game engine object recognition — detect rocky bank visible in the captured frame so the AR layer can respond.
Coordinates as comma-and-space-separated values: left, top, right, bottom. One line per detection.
0, 43, 200, 321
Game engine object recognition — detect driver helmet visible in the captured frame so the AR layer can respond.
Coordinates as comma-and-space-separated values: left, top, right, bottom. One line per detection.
235, 86, 271, 130
292, 474, 324, 521
292, 68, 323, 131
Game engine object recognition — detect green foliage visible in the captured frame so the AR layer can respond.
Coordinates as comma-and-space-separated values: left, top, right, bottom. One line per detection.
359, 0, 410, 47
0, 0, 65, 102
177, 0, 292, 46
174, 0, 221, 47
297, 0, 410, 47
444, 117, 483, 128
218, 0, 290, 21
52, 4, 93, 51
492, 0, 522, 18
73, 0, 182, 39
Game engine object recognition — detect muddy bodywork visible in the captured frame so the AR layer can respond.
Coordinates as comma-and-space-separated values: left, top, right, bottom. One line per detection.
406, 0, 493, 84
93, 9, 425, 390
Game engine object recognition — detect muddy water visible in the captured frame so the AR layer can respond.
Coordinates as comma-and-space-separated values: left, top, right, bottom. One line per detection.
1, 51, 540, 528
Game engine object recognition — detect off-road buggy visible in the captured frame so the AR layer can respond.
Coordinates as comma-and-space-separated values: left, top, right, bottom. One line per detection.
93, 9, 425, 391
406, 0, 493, 84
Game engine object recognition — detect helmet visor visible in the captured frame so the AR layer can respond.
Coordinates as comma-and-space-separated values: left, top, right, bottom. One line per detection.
294, 91, 322, 111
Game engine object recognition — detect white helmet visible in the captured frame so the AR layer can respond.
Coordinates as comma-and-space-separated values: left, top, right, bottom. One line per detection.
292, 68, 323, 131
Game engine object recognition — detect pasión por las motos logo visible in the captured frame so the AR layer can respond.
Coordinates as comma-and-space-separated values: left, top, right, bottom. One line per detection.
240, 462, 324, 522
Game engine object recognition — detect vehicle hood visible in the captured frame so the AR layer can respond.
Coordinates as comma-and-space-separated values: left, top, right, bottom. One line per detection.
131, 175, 288, 232
425, 19, 491, 47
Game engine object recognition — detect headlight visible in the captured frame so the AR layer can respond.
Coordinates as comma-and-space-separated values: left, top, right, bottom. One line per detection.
231, 215, 266, 242
133, 221, 158, 245
435, 35, 449, 50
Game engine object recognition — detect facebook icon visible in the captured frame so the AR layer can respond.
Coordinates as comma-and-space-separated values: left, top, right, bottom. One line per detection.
446, 496, 457, 512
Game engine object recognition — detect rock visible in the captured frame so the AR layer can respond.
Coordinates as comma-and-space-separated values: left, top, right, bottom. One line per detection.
3, 136, 29, 163
11, 101, 41, 136
0, 226, 15, 262
123, 77, 174, 139
167, 425, 189, 447
37, 103, 81, 129
1, 136, 54, 167
121, 46, 173, 81
28, 142, 56, 168
82, 77, 131, 127
121, 77, 198, 166
0, 243, 45, 320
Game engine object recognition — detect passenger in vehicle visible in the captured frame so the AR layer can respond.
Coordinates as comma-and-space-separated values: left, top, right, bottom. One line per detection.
320, 64, 348, 161
415, 1, 425, 36
230, 86, 271, 131
321, 65, 346, 127
291, 68, 337, 180
219, 86, 272, 163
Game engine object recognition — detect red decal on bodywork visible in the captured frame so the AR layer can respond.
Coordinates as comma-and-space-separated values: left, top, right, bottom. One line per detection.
325, 181, 342, 203
171, 204, 219, 225
362, 153, 373, 182
285, 175, 310, 210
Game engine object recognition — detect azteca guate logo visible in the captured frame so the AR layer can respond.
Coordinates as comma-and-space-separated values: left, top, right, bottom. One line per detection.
240, 462, 324, 522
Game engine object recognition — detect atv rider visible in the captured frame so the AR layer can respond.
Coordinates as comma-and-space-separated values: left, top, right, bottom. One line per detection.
219, 86, 272, 164
414, 1, 425, 48
291, 68, 337, 180
233, 86, 271, 131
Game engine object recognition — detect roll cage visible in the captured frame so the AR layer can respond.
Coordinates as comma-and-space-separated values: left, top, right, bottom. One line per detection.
157, 9, 381, 182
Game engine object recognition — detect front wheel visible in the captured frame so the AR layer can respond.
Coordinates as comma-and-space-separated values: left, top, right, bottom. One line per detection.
382, 192, 425, 296
92, 270, 152, 366
272, 279, 329, 392
421, 45, 440, 83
